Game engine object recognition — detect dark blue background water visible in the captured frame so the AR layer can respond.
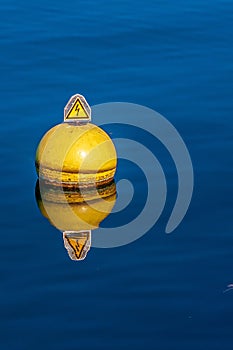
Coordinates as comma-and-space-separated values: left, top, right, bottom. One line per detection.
1, 1, 233, 349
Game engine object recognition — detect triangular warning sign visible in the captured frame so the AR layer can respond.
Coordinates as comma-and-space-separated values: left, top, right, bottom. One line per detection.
64, 94, 91, 122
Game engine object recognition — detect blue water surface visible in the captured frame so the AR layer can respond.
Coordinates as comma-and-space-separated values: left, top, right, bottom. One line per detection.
0, 1, 233, 349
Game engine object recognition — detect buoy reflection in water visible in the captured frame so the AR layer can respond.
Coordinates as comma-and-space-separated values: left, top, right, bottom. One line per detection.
35, 179, 116, 260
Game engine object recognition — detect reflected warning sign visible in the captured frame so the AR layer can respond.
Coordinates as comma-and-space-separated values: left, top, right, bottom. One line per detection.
63, 231, 91, 261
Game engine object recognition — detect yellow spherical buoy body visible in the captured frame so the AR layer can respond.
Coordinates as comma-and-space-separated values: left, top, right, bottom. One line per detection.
35, 122, 117, 187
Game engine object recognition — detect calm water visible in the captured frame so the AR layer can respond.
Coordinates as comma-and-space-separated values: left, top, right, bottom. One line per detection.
1, 0, 233, 349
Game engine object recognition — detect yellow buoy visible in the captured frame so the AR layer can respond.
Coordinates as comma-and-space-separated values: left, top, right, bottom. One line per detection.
35, 94, 117, 187
35, 94, 117, 260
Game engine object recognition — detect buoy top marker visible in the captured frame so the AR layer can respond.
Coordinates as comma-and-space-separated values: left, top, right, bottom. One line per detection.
64, 94, 91, 123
